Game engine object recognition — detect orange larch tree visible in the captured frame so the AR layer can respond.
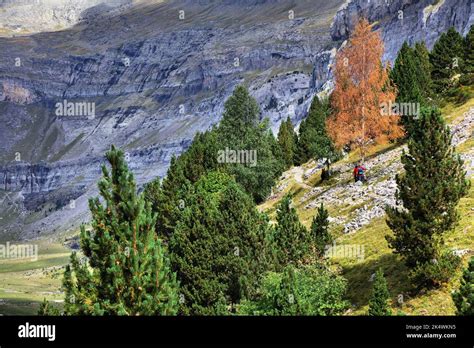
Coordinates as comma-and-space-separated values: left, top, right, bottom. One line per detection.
327, 18, 403, 162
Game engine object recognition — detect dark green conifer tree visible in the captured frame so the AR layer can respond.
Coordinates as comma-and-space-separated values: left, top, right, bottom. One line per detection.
391, 41, 434, 134
143, 177, 162, 215
368, 268, 392, 316
273, 195, 310, 268
218, 85, 261, 141
430, 27, 465, 94
169, 171, 271, 315
277, 117, 297, 169
391, 42, 424, 105
385, 108, 469, 276
463, 25, 474, 84
180, 130, 221, 183
153, 130, 220, 241
295, 96, 336, 165
413, 41, 433, 98
217, 86, 283, 203
154, 155, 191, 241
311, 203, 332, 257
62, 146, 179, 315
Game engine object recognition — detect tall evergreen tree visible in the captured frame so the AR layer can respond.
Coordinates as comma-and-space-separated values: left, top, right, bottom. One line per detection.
463, 25, 474, 84
152, 130, 220, 241
368, 268, 392, 316
154, 155, 191, 242
219, 85, 261, 141
391, 42, 424, 105
217, 86, 283, 203
311, 203, 332, 257
143, 177, 162, 216
452, 257, 474, 316
61, 146, 179, 315
386, 108, 469, 272
391, 41, 433, 134
273, 195, 310, 268
277, 117, 297, 169
169, 171, 271, 315
180, 130, 221, 183
152, 87, 283, 243
295, 96, 336, 165
413, 41, 433, 99
430, 27, 464, 94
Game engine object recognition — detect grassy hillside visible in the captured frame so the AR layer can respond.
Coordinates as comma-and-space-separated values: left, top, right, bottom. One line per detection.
259, 99, 474, 316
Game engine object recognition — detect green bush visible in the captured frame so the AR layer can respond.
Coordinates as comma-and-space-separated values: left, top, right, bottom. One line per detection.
238, 265, 349, 316
452, 256, 474, 315
38, 298, 61, 316
410, 251, 461, 287
446, 87, 473, 105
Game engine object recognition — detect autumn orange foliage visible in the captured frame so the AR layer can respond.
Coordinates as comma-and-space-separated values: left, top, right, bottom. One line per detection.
327, 19, 403, 161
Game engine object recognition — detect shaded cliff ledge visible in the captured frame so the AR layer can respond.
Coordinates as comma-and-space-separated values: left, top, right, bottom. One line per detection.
0, 139, 191, 194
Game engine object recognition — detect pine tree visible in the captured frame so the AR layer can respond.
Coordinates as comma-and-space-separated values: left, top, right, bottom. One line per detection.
154, 155, 191, 242
452, 257, 474, 315
311, 203, 332, 257
143, 177, 162, 215
368, 268, 392, 316
277, 117, 297, 169
273, 195, 310, 268
154, 86, 283, 206
430, 27, 464, 94
62, 145, 179, 315
180, 130, 221, 183
463, 25, 474, 84
153, 130, 221, 241
295, 96, 336, 165
413, 41, 433, 99
386, 108, 469, 270
391, 41, 433, 134
219, 85, 261, 141
217, 86, 283, 203
391, 42, 424, 105
169, 171, 271, 315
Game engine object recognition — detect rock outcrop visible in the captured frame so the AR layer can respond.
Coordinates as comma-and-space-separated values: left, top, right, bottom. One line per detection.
331, 0, 473, 62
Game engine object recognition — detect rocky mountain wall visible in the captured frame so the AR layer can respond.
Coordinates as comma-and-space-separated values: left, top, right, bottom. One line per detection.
0, 0, 473, 238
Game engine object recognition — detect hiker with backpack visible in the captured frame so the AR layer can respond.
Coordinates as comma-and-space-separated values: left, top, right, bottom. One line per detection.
353, 163, 367, 183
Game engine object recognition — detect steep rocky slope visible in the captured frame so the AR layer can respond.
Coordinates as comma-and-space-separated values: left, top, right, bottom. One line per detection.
260, 101, 474, 315
0, 0, 473, 238
0, 0, 134, 36
267, 106, 474, 233
332, 0, 474, 61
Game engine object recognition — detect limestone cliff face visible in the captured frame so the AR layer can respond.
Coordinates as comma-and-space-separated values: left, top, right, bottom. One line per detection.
0, 0, 473, 238
331, 0, 474, 61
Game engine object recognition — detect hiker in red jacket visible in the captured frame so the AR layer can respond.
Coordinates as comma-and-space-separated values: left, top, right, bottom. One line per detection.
353, 163, 367, 182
